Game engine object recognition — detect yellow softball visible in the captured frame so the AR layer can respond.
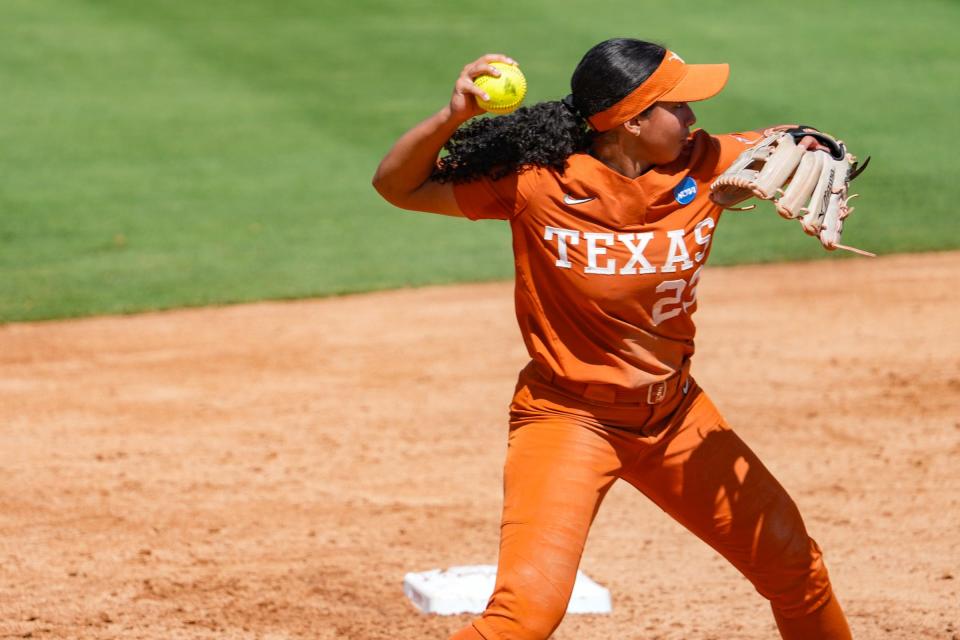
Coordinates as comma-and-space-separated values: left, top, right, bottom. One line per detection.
474, 62, 527, 115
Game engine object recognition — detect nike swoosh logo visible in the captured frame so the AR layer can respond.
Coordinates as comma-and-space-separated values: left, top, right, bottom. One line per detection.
563, 194, 596, 205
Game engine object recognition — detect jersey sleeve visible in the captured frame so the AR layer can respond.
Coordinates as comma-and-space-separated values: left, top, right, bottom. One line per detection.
452, 166, 544, 221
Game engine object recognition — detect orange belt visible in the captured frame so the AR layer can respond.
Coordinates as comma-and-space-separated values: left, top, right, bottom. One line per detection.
531, 359, 692, 405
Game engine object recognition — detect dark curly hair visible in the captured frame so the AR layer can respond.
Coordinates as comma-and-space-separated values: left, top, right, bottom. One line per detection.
433, 39, 666, 183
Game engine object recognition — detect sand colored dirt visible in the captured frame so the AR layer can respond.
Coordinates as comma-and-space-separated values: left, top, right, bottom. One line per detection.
2, 251, 958, 640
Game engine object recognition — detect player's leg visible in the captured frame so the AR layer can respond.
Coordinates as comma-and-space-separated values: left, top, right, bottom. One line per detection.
621, 385, 852, 640
450, 382, 622, 640
773, 592, 850, 639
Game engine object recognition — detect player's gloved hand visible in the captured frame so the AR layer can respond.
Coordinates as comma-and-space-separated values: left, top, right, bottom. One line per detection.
709, 126, 872, 255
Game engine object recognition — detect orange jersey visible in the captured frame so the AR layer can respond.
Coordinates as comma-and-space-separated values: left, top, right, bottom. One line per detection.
453, 128, 760, 389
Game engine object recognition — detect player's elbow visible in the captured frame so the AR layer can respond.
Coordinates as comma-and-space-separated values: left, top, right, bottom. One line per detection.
372, 171, 460, 216
371, 170, 412, 210
370, 169, 392, 201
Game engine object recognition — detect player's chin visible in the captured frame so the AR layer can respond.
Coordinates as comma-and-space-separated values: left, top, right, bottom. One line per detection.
657, 141, 688, 165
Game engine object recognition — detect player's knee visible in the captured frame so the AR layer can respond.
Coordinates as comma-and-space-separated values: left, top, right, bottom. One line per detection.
751, 494, 811, 565
751, 495, 832, 617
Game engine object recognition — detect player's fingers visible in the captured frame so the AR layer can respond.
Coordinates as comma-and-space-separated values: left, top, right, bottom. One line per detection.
463, 62, 502, 80
479, 53, 518, 66
798, 135, 830, 153
461, 55, 517, 80
462, 65, 498, 82
451, 54, 517, 114
454, 76, 489, 102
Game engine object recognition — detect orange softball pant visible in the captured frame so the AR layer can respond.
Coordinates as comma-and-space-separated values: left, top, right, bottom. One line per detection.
450, 365, 851, 640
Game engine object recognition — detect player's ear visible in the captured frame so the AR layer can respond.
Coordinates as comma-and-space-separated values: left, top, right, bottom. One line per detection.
622, 104, 656, 135
622, 116, 645, 136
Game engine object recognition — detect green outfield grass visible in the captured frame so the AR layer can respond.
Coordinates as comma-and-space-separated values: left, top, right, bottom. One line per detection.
1, 0, 957, 322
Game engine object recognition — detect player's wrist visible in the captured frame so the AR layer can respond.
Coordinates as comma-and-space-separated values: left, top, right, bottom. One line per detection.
438, 104, 475, 129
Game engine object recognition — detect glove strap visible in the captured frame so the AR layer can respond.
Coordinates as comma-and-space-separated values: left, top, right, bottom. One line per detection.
784, 127, 846, 160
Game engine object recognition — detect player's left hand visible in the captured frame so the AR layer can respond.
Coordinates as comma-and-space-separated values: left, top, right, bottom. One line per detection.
710, 127, 872, 256
798, 135, 833, 153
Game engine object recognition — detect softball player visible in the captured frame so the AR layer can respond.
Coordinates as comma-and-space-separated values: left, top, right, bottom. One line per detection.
373, 38, 853, 640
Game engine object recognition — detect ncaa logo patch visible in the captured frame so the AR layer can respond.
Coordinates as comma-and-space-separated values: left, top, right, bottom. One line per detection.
673, 176, 697, 205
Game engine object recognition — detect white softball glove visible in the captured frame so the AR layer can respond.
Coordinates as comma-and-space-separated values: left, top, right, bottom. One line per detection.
709, 127, 872, 255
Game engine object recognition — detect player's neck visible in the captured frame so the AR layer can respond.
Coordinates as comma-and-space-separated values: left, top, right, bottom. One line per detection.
590, 135, 653, 179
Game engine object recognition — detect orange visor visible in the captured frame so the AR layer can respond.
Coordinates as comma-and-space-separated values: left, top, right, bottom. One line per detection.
587, 50, 729, 132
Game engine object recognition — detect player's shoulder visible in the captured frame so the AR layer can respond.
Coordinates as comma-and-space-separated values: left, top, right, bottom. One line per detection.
549, 152, 643, 196
676, 129, 723, 178
685, 128, 771, 178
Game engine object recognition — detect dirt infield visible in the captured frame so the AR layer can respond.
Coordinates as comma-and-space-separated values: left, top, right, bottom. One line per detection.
2, 251, 958, 640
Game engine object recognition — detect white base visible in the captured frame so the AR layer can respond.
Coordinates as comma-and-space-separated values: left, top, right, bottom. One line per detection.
403, 564, 612, 615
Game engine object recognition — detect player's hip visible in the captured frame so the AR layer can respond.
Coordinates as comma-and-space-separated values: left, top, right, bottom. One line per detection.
510, 358, 707, 438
